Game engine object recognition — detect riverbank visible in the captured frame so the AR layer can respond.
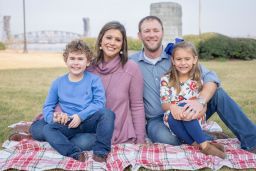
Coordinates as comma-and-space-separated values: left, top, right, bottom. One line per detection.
0, 50, 139, 70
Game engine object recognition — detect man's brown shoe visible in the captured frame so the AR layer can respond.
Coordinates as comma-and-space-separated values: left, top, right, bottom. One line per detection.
201, 143, 226, 159
206, 131, 229, 139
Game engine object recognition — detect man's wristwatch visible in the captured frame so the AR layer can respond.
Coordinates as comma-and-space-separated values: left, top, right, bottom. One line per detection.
197, 96, 206, 108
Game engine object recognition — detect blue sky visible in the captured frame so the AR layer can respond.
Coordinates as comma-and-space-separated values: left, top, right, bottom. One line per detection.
1, 0, 256, 38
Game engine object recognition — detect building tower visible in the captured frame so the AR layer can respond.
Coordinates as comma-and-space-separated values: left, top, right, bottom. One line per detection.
3, 16, 11, 43
83, 17, 90, 37
150, 2, 182, 45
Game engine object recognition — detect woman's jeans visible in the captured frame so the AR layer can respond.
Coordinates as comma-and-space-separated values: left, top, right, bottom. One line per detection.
30, 108, 115, 159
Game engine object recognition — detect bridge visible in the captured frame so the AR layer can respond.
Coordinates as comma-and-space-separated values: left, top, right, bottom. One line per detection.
12, 30, 83, 44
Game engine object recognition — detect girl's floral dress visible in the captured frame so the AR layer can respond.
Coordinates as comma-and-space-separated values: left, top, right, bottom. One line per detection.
160, 74, 206, 129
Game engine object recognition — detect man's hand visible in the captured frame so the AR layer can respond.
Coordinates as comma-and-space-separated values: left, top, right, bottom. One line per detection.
68, 114, 81, 128
181, 99, 205, 121
170, 103, 183, 120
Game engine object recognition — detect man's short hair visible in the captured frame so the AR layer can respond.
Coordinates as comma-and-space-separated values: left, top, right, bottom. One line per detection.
138, 16, 164, 32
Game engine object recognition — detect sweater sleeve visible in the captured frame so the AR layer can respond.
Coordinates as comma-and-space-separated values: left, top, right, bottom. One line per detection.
77, 76, 106, 121
43, 79, 59, 124
129, 63, 146, 144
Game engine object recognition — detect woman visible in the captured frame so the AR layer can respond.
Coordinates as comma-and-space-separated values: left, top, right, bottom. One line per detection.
88, 21, 145, 144
22, 21, 145, 150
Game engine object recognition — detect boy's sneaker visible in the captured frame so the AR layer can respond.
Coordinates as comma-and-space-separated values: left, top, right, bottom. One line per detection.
77, 153, 86, 162
92, 154, 107, 163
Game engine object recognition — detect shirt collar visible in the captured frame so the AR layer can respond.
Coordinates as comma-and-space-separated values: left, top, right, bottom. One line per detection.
137, 47, 170, 62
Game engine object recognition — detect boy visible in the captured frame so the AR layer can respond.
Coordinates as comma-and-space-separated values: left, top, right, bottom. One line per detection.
42, 40, 114, 162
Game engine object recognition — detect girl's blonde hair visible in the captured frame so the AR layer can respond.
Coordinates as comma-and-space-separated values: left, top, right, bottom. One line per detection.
167, 41, 202, 94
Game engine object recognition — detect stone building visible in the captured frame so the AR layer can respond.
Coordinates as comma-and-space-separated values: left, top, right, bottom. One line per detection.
150, 2, 182, 45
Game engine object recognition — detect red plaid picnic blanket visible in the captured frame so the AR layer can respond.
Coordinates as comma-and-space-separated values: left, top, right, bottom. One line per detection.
0, 138, 256, 171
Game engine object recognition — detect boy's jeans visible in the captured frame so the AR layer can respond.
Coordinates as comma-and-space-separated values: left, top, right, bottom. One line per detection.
30, 108, 115, 159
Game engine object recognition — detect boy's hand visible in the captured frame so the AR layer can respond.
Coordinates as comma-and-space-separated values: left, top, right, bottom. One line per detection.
53, 112, 69, 125
53, 112, 61, 122
60, 113, 69, 125
68, 114, 81, 128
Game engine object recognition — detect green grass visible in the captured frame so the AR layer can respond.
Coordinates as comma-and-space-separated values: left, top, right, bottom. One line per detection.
201, 60, 256, 137
0, 67, 66, 144
0, 60, 256, 171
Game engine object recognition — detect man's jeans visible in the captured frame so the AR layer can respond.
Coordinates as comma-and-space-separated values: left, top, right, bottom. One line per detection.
206, 88, 256, 150
147, 88, 256, 150
30, 108, 115, 159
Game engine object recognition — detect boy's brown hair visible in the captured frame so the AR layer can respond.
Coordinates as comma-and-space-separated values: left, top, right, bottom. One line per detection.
63, 39, 93, 62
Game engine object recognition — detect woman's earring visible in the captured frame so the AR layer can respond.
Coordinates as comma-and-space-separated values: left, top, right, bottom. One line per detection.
99, 46, 102, 50
120, 51, 123, 54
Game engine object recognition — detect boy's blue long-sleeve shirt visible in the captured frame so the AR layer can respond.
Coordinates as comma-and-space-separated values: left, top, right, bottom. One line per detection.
43, 71, 106, 124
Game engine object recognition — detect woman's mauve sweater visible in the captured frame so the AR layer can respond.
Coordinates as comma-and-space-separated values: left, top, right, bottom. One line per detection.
90, 56, 145, 144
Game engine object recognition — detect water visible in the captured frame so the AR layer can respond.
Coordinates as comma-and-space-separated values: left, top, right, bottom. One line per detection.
10, 43, 67, 52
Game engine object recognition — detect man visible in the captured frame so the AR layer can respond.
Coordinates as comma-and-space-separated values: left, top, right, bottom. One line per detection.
130, 15, 256, 153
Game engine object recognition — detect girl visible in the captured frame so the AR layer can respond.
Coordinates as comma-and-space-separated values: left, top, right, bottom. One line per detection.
160, 41, 225, 159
